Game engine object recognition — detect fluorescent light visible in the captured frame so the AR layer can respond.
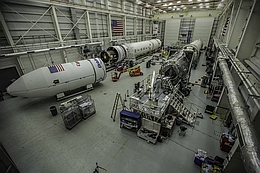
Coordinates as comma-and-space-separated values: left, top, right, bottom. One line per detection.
177, 1, 181, 3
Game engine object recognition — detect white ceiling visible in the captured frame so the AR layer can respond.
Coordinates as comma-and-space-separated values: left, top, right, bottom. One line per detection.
134, 0, 229, 14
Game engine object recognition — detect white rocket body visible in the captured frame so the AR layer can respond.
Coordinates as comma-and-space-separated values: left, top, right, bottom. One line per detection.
6, 58, 106, 98
100, 39, 162, 63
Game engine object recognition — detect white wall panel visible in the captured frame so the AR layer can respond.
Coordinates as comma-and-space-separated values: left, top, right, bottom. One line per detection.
193, 17, 214, 46
164, 19, 180, 46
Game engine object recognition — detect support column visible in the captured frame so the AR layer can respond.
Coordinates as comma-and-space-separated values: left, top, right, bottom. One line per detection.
85, 11, 92, 42
107, 14, 112, 40
0, 11, 26, 74
69, 7, 80, 40
50, 5, 68, 62
134, 18, 137, 37
95, 12, 100, 39
121, 0, 125, 12
123, 15, 126, 37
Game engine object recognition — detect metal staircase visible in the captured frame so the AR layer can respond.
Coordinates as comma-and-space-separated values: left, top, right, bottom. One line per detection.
170, 90, 197, 126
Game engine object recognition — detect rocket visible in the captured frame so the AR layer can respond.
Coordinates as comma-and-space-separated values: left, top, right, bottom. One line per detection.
6, 58, 107, 98
100, 39, 162, 63
160, 39, 203, 96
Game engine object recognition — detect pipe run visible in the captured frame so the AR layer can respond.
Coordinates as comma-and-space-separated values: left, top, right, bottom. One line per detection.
218, 56, 260, 173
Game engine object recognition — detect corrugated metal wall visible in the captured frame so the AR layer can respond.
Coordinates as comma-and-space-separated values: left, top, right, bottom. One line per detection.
193, 17, 215, 47
0, 0, 158, 75
164, 19, 181, 46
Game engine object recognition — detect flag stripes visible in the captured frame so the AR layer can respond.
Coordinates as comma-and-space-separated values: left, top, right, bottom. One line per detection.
111, 20, 123, 33
48, 64, 65, 73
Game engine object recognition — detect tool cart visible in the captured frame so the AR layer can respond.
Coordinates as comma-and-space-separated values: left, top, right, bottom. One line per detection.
120, 110, 141, 131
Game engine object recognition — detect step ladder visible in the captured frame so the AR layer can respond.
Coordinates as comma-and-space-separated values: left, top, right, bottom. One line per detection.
170, 92, 197, 126
111, 92, 127, 122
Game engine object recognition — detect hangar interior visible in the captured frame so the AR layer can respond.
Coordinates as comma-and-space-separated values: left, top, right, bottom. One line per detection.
0, 0, 260, 173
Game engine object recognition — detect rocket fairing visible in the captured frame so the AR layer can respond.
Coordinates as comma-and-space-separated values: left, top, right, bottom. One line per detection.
7, 58, 107, 98
100, 39, 162, 63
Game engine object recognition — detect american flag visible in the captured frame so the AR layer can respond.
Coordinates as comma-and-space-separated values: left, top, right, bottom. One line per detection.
111, 20, 123, 33
48, 64, 65, 73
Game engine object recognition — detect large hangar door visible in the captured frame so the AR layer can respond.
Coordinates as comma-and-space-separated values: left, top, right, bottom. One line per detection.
0, 67, 19, 92
193, 17, 214, 47
164, 19, 181, 46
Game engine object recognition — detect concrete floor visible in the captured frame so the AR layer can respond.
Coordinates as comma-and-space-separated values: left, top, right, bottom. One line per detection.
0, 52, 228, 173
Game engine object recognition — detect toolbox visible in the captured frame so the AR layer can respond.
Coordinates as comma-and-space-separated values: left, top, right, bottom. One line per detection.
120, 110, 141, 131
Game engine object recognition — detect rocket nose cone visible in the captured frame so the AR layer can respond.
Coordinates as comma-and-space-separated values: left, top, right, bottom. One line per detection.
6, 77, 27, 97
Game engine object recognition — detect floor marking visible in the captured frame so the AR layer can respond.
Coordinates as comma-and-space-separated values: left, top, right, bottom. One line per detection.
193, 128, 219, 141
106, 139, 128, 169
169, 138, 196, 153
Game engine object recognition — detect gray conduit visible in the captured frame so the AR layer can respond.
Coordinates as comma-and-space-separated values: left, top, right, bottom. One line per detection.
218, 57, 260, 173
